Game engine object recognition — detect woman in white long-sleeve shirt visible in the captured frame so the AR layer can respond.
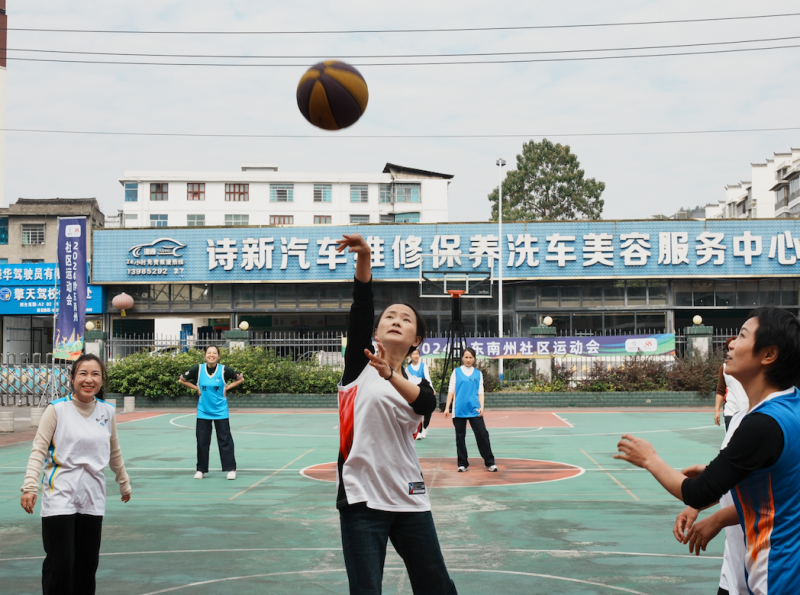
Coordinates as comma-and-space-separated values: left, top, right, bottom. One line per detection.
20, 353, 131, 595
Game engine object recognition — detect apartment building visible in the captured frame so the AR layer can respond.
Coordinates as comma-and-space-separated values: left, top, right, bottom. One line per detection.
118, 163, 452, 228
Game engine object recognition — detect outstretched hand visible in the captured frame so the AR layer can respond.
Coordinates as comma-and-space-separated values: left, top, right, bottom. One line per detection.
365, 339, 393, 380
613, 434, 657, 468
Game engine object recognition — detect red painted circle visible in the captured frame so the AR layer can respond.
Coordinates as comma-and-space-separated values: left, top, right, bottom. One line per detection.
301, 457, 583, 488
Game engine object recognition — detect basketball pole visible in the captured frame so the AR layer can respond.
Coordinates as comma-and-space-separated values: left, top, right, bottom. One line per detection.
496, 158, 506, 382
438, 290, 467, 412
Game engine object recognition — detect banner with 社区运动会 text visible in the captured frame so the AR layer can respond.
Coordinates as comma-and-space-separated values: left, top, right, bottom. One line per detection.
418, 334, 675, 358
54, 218, 87, 361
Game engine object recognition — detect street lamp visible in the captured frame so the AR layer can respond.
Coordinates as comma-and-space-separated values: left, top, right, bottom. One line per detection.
496, 158, 506, 381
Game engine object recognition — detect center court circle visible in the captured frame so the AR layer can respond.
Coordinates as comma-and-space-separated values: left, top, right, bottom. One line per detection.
301, 457, 584, 487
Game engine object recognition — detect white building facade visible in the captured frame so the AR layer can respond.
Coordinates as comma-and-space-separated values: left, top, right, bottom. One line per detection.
118, 163, 451, 228
710, 150, 800, 220
772, 148, 800, 218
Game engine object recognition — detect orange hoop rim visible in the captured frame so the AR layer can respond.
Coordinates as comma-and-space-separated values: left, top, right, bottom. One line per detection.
446, 290, 466, 297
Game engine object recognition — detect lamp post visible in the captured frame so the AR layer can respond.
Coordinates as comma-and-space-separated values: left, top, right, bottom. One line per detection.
496, 158, 506, 382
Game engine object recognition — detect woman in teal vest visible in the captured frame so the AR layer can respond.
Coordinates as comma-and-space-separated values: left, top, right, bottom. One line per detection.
444, 348, 497, 472
179, 345, 243, 480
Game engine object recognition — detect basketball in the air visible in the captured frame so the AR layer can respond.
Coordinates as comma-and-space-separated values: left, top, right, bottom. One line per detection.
296, 61, 369, 130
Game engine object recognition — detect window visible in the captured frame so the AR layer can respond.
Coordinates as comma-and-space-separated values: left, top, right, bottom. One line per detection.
350, 214, 369, 224
187, 214, 205, 226
350, 184, 369, 203
187, 183, 205, 201
395, 183, 421, 203
150, 214, 168, 227
22, 259, 43, 263
0, 258, 7, 264
314, 184, 332, 202
22, 224, 46, 244
0, 216, 7, 245
124, 214, 138, 222
380, 214, 394, 223
150, 183, 168, 201
225, 214, 249, 226
270, 184, 293, 202
314, 215, 332, 224
226, 183, 249, 202
380, 184, 393, 203
124, 214, 138, 227
394, 212, 420, 223
270, 215, 294, 225
124, 182, 138, 202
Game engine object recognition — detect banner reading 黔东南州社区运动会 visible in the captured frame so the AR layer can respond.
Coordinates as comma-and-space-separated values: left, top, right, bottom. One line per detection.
418, 334, 676, 358
53, 218, 87, 361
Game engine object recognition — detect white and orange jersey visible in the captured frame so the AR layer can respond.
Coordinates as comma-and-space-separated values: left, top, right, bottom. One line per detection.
732, 388, 800, 595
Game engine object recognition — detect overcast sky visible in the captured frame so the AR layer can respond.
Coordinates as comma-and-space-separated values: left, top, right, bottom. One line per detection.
5, 1, 800, 222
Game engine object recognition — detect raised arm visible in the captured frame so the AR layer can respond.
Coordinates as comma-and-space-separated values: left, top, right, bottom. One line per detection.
337, 234, 375, 385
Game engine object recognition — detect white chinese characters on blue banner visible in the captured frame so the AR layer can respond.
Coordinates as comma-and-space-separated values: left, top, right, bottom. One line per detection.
419, 334, 676, 359
92, 220, 800, 283
0, 265, 104, 315
54, 218, 88, 360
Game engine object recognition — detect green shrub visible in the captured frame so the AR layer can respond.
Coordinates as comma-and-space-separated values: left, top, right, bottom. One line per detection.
668, 349, 725, 393
107, 347, 342, 399
578, 356, 670, 392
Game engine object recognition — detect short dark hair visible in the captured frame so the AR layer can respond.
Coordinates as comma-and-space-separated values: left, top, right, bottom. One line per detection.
747, 307, 800, 389
375, 303, 427, 355
204, 344, 220, 355
70, 353, 107, 400
463, 347, 477, 359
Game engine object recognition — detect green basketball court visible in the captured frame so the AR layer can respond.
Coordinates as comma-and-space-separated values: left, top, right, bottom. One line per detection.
0, 409, 726, 594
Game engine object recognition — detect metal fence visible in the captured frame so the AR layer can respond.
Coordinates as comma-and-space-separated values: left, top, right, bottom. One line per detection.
106, 331, 345, 363
0, 353, 72, 406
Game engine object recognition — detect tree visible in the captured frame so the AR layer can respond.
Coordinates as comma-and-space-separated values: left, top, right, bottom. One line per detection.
489, 139, 605, 222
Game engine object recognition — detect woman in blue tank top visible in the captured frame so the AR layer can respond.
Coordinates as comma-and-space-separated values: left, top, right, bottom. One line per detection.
443, 348, 497, 472
179, 345, 244, 480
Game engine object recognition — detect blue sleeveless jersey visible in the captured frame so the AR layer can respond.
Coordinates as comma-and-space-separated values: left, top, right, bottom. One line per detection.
453, 367, 481, 418
407, 363, 426, 380
197, 364, 229, 420
731, 388, 800, 595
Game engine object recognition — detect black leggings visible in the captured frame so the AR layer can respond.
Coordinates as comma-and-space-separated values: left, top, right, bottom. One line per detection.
42, 513, 103, 595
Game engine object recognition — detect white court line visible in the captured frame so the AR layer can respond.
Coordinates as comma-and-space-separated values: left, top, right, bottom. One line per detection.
118, 413, 169, 424
168, 414, 717, 439
552, 412, 574, 427
0, 466, 668, 472
135, 567, 653, 595
0, 547, 723, 564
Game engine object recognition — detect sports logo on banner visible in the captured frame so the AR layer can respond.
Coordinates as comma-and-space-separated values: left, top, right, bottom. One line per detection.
54, 218, 87, 360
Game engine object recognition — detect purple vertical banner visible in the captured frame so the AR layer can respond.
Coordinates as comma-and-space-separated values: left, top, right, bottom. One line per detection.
53, 218, 87, 360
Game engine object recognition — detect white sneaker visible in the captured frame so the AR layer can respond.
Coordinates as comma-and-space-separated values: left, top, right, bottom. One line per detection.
485, 465, 498, 472
457, 466, 467, 472
227, 471, 236, 480
194, 471, 205, 479
420, 427, 428, 439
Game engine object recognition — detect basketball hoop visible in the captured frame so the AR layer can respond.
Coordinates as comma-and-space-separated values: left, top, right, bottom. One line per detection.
446, 290, 466, 298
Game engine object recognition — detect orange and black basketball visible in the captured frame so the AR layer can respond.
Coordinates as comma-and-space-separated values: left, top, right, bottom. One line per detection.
296, 61, 369, 130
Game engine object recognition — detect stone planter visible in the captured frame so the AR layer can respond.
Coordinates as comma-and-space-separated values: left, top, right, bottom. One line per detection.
123, 396, 136, 413
105, 398, 117, 409
30, 407, 45, 427
0, 411, 14, 433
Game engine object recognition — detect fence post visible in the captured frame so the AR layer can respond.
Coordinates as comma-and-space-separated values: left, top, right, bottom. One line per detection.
85, 330, 109, 364
530, 324, 556, 382
224, 329, 250, 351
685, 324, 714, 359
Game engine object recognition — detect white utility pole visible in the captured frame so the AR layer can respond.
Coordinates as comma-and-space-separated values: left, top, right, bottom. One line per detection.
496, 158, 506, 381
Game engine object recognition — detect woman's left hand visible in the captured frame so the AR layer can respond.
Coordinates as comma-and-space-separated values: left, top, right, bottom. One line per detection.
121, 493, 131, 503
365, 339, 393, 380
477, 406, 485, 416
613, 434, 658, 469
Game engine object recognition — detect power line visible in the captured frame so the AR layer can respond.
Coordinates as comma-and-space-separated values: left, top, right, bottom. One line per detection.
7, 42, 800, 66
4, 126, 800, 139
8, 34, 800, 60
5, 12, 800, 35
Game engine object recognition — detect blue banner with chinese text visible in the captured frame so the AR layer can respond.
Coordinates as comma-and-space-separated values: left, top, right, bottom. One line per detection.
54, 218, 87, 360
